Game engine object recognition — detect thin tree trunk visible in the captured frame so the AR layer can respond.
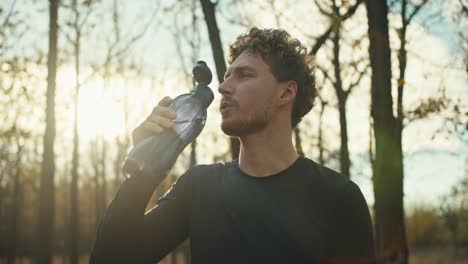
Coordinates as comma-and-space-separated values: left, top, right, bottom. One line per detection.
393, 0, 427, 260
310, 0, 365, 170
331, 26, 351, 178
364, 0, 407, 262
318, 100, 326, 164
113, 77, 130, 189
94, 174, 100, 231
38, 0, 58, 262
70, 68, 80, 264
70, 6, 81, 262
199, 0, 240, 160
9, 135, 22, 263
92, 138, 100, 229
100, 136, 107, 216
294, 127, 304, 156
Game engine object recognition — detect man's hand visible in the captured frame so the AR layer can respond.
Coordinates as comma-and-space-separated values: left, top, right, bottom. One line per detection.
132, 96, 177, 145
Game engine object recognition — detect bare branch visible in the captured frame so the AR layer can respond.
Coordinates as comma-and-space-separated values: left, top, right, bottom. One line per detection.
388, 0, 399, 9
309, 0, 364, 56
78, 5, 94, 31
342, 0, 364, 20
313, 0, 332, 17
112, 2, 160, 59
59, 26, 75, 45
1, 0, 17, 28
316, 63, 334, 86
310, 26, 333, 55
461, 0, 468, 15
171, 13, 190, 77
407, 1, 428, 24
113, 0, 121, 43
346, 63, 369, 97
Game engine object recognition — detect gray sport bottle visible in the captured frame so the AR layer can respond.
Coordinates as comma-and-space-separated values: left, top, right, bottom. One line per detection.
122, 61, 214, 180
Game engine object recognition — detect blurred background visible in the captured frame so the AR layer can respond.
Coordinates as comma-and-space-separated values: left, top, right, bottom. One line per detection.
0, 0, 466, 263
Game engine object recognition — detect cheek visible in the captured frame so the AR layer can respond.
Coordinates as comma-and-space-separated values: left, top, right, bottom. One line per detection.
240, 88, 274, 118
239, 78, 273, 102
236, 82, 264, 111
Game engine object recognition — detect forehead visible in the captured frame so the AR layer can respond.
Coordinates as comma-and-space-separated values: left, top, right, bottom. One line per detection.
227, 51, 270, 73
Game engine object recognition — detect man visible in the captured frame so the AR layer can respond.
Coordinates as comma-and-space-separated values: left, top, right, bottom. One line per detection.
90, 28, 376, 263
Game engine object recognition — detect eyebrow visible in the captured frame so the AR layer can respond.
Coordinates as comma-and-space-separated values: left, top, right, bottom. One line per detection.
224, 65, 257, 80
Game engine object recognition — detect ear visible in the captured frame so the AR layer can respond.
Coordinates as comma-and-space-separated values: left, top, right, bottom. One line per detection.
278, 81, 297, 107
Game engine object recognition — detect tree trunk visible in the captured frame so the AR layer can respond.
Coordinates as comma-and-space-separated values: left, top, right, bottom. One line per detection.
70, 18, 81, 264
9, 136, 22, 263
70, 80, 80, 264
331, 26, 351, 178
93, 140, 100, 229
100, 137, 107, 216
199, 0, 240, 160
364, 0, 407, 262
114, 79, 130, 189
337, 97, 350, 177
318, 100, 326, 165
38, 0, 58, 263
294, 127, 304, 156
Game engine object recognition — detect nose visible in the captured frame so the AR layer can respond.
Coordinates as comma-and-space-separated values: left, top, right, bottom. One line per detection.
218, 78, 232, 96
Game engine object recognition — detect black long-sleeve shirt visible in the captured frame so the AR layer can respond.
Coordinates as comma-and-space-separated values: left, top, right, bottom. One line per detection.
90, 156, 376, 263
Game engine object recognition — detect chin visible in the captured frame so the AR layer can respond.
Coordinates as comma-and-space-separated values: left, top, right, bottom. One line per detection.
220, 120, 241, 137
220, 117, 268, 137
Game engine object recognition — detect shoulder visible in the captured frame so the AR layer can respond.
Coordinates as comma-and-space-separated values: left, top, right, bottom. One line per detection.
300, 156, 351, 191
299, 157, 368, 206
188, 161, 231, 175
179, 160, 233, 184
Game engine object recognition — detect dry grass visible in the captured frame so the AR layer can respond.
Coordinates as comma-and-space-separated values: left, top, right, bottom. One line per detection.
410, 247, 468, 264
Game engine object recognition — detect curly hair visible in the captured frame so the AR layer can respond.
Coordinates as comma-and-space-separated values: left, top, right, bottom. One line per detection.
228, 27, 317, 128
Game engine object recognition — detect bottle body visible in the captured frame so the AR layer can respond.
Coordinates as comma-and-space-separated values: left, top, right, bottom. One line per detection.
122, 94, 207, 179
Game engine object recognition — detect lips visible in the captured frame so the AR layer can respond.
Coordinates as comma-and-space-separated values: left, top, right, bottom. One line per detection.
220, 100, 236, 114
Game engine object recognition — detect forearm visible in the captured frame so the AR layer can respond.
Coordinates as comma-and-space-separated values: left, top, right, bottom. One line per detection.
90, 171, 166, 262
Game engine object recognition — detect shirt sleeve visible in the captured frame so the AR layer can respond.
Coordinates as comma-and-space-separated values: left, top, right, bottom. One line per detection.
331, 181, 376, 264
89, 166, 194, 263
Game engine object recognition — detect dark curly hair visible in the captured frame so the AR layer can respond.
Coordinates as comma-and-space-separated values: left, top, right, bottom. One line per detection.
228, 27, 317, 128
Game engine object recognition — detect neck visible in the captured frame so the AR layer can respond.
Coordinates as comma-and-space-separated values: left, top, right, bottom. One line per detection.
238, 118, 299, 177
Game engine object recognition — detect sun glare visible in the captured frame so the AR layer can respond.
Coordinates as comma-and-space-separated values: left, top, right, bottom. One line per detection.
57, 67, 126, 141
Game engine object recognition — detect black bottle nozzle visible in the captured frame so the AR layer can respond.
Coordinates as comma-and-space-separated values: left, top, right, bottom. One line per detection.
191, 60, 214, 108
193, 61, 212, 85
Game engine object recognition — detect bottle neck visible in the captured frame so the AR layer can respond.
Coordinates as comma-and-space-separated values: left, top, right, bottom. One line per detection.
192, 83, 214, 108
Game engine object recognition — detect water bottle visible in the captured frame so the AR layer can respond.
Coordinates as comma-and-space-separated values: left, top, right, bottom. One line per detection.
122, 61, 214, 180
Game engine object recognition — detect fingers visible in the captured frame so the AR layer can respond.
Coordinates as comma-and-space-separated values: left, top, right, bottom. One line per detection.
158, 96, 174, 107
151, 106, 177, 120
143, 97, 177, 134
132, 96, 177, 145
142, 121, 163, 134
150, 115, 175, 129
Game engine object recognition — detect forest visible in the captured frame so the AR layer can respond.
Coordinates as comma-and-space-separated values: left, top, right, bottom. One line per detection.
0, 0, 467, 263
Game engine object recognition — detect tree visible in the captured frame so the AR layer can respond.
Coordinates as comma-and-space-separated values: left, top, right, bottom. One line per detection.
97, 0, 160, 190
364, 0, 407, 262
61, 0, 97, 262
313, 0, 368, 177
37, 0, 59, 263
200, 0, 241, 160
439, 166, 468, 256
169, 0, 202, 169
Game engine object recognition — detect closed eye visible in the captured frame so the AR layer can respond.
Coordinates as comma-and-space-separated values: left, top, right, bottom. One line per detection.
238, 70, 255, 79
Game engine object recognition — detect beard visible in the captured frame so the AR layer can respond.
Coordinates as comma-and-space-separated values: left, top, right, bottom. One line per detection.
221, 98, 274, 137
